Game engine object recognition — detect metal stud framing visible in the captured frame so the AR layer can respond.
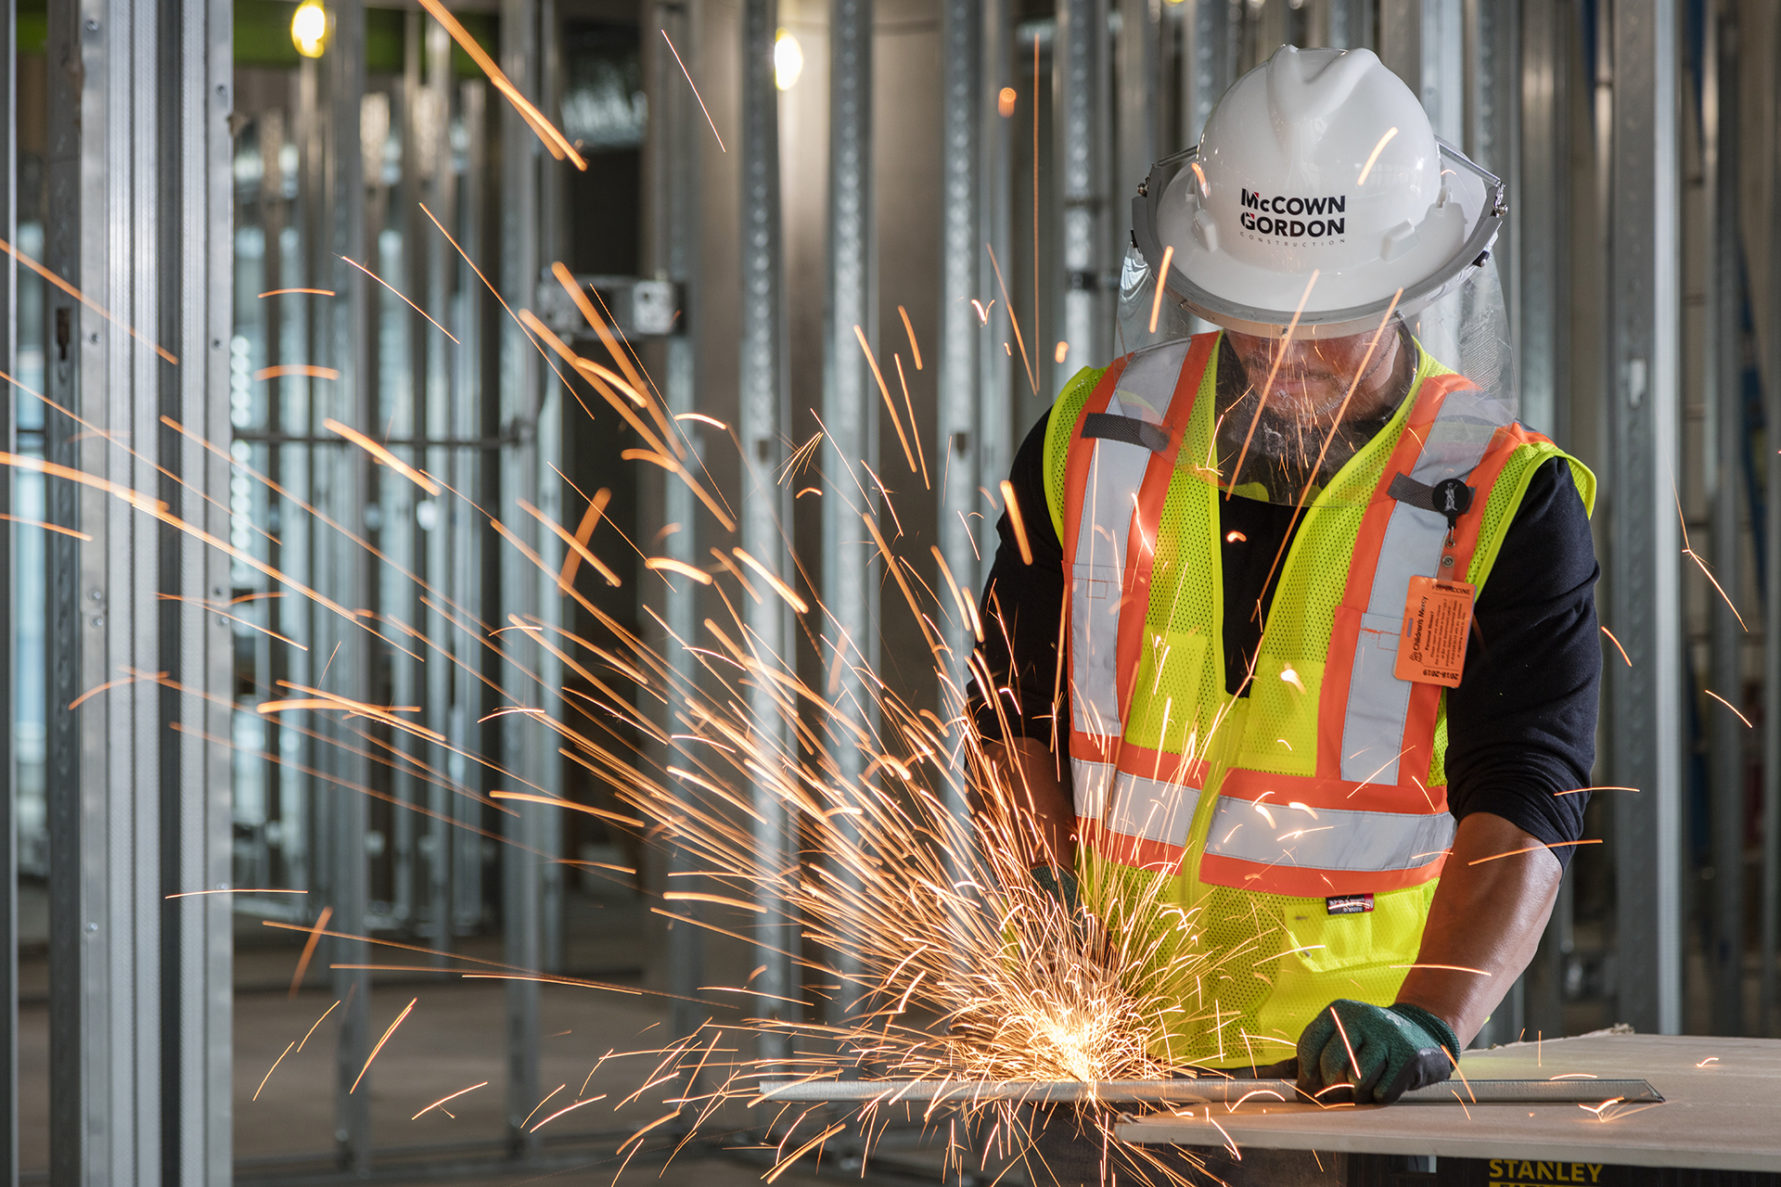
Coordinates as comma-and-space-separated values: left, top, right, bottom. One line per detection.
320, 0, 374, 1168
1604, 0, 1684, 1037
1762, 4, 1781, 1036
1704, 0, 1745, 1037
939, 0, 983, 763
646, 0, 707, 1048
499, 0, 548, 1154
1057, 0, 1112, 373
42, 0, 234, 1179
824, 0, 878, 1024
0, 0, 16, 1179
739, 0, 796, 1069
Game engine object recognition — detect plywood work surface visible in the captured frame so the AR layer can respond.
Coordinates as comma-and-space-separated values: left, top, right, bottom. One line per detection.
1117, 1033, 1781, 1171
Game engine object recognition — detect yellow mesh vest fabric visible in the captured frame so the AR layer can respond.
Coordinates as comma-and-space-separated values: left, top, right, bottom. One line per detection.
1041, 340, 1594, 1069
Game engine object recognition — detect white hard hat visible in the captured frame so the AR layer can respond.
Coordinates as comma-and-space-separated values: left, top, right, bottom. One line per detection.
1131, 45, 1505, 338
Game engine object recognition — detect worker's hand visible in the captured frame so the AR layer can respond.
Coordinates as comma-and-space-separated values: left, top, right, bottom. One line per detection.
1295, 1000, 1459, 1104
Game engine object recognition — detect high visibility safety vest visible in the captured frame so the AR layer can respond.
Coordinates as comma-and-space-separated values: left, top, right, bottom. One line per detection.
1041, 333, 1595, 1069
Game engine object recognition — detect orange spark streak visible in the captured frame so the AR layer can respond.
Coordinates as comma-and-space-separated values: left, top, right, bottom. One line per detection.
254, 364, 339, 381
854, 325, 918, 474
488, 790, 645, 830
1704, 688, 1753, 728
1467, 839, 1602, 865
532, 1093, 613, 1133
520, 1084, 567, 1130
767, 1122, 848, 1182
153, 595, 309, 650
258, 287, 335, 298
930, 545, 984, 642
645, 557, 713, 586
1148, 244, 1175, 335
69, 669, 169, 711
413, 1081, 489, 1120
998, 480, 1033, 566
1227, 269, 1320, 493
660, 29, 726, 152
676, 412, 726, 429
415, 0, 585, 168
549, 264, 678, 449
0, 236, 178, 364
894, 353, 931, 489
298, 1000, 340, 1052
290, 906, 334, 998
1355, 126, 1399, 186
732, 548, 809, 615
350, 997, 419, 1094
519, 497, 620, 589
1600, 625, 1632, 666
339, 256, 460, 343
0, 511, 90, 541
323, 418, 442, 495
1553, 785, 1639, 796
897, 305, 923, 370
985, 244, 1038, 395
1387, 963, 1489, 975
254, 1042, 295, 1102
165, 888, 307, 899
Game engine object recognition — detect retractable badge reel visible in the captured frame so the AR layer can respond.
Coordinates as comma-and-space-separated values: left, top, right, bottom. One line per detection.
1394, 478, 1476, 689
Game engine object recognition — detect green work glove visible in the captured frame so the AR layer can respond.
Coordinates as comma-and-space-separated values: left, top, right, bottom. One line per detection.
1030, 865, 1079, 914
1295, 1000, 1459, 1105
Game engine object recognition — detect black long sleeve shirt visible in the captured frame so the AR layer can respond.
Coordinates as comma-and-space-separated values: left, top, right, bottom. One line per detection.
973, 406, 1601, 866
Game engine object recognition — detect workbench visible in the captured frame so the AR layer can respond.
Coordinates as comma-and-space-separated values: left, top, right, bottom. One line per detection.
1117, 1033, 1781, 1184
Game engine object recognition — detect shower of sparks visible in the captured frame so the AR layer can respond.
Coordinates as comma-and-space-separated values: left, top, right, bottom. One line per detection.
351, 997, 419, 1094
661, 29, 728, 153
1600, 625, 1632, 666
0, 236, 179, 364
26, 222, 1423, 1185
1148, 244, 1175, 334
338, 255, 460, 344
255, 364, 339, 382
1703, 688, 1753, 728
164, 887, 309, 899
1467, 838, 1603, 865
412, 1081, 490, 1121
290, 906, 335, 998
898, 304, 924, 369
254, 1042, 296, 1102
417, 0, 586, 169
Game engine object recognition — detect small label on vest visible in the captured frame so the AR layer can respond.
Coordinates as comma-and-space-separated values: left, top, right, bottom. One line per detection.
1326, 893, 1374, 915
1394, 575, 1476, 688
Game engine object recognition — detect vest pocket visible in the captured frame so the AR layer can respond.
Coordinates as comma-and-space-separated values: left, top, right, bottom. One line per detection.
1258, 882, 1437, 1035
1122, 628, 1210, 754
1237, 654, 1321, 776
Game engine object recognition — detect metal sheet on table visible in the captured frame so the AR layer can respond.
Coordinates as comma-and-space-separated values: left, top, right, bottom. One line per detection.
759, 1077, 1660, 1105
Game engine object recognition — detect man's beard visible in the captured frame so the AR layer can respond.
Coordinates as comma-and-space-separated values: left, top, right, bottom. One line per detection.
1215, 384, 1390, 504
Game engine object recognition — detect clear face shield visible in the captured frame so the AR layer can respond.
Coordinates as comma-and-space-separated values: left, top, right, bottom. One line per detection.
1122, 143, 1516, 506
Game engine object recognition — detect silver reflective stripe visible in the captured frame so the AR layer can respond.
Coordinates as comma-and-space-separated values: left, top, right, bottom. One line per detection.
1107, 769, 1201, 846
1069, 341, 1191, 742
1340, 383, 1502, 784
1072, 757, 1201, 850
1072, 757, 1117, 822
1202, 797, 1456, 873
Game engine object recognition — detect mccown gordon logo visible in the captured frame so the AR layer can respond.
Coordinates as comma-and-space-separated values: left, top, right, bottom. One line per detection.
1239, 188, 1346, 240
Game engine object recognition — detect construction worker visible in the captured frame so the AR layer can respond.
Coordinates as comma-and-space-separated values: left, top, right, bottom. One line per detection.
974, 45, 1599, 1183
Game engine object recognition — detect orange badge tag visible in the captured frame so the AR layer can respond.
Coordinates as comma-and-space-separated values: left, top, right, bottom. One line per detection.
1394, 575, 1476, 688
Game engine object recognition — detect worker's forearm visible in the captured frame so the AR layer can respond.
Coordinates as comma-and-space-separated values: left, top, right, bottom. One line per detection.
980, 737, 1075, 869
1393, 811, 1562, 1050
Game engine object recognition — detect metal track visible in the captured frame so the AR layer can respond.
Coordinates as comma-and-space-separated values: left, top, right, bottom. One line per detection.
760, 1077, 1663, 1106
